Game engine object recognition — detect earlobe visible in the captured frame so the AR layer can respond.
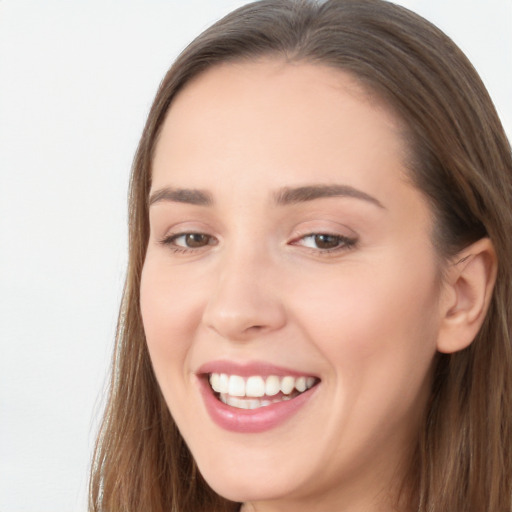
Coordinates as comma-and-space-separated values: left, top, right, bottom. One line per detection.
436, 238, 497, 354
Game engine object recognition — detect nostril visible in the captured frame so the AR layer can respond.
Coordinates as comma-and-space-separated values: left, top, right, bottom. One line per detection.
201, 282, 287, 340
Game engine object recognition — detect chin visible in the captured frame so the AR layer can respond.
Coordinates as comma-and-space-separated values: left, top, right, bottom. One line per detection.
197, 460, 303, 504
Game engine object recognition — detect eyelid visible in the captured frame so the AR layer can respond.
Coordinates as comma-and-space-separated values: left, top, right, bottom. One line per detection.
291, 232, 358, 252
158, 230, 218, 254
155, 221, 359, 256
155, 218, 217, 243
288, 220, 359, 254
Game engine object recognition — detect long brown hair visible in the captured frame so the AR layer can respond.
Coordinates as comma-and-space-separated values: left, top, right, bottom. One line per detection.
89, 1, 512, 510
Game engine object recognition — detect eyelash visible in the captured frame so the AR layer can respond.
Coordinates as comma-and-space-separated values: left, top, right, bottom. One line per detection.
159, 232, 357, 255
159, 233, 217, 254
293, 233, 358, 254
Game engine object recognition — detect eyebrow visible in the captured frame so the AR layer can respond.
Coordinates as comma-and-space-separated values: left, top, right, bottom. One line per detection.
274, 184, 384, 208
148, 184, 384, 209
149, 187, 213, 206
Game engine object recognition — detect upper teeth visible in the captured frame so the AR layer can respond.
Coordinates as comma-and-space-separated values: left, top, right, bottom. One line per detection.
209, 373, 316, 397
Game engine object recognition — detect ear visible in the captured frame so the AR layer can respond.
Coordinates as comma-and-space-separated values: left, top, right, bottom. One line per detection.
436, 238, 497, 354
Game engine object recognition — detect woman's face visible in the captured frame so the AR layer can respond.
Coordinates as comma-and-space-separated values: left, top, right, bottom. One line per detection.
141, 60, 446, 511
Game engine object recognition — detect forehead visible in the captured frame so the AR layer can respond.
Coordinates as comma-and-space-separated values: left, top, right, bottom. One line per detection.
152, 59, 409, 195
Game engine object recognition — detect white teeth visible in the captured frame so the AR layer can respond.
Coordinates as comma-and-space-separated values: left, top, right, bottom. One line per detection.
218, 373, 229, 394
228, 375, 245, 396
246, 399, 260, 409
295, 376, 307, 393
265, 375, 281, 396
209, 372, 220, 392
208, 372, 317, 403
280, 376, 295, 394
246, 376, 265, 397
220, 394, 287, 409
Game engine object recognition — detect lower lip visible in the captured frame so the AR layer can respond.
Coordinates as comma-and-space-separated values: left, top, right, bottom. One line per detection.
198, 377, 317, 433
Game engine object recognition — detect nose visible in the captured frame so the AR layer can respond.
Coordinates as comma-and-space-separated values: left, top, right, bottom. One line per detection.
201, 250, 287, 341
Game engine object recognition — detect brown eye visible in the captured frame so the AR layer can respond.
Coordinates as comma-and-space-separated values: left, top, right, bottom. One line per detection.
294, 233, 357, 252
161, 232, 215, 251
184, 233, 211, 248
313, 234, 341, 249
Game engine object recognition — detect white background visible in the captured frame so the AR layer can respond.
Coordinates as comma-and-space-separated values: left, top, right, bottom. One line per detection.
0, 1, 510, 511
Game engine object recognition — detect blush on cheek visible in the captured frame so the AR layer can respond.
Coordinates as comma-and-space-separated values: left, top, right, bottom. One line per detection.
142, 303, 182, 357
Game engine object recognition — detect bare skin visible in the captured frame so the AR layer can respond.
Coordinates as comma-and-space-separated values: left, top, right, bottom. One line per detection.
141, 59, 496, 512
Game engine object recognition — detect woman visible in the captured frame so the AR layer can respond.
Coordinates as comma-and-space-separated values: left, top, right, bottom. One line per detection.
89, 1, 512, 511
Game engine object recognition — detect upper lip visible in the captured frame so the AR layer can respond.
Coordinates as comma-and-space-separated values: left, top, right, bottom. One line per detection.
197, 360, 319, 378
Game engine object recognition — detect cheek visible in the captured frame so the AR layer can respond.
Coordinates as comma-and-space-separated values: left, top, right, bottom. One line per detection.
140, 261, 204, 370
290, 259, 440, 454
290, 256, 441, 387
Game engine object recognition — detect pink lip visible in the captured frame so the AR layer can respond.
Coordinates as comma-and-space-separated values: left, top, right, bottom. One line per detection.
197, 360, 316, 378
196, 360, 319, 433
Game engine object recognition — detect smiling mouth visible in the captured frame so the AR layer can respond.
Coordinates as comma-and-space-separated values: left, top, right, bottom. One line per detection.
208, 373, 319, 410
